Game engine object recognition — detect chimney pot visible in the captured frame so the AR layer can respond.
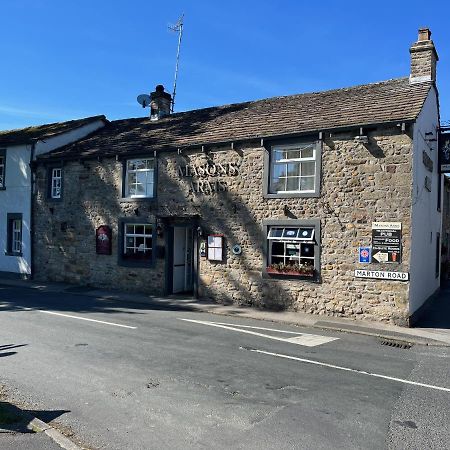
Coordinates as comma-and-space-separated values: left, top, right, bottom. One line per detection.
418, 28, 431, 41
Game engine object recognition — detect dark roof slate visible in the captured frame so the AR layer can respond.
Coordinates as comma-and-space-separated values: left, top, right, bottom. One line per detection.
39, 78, 431, 161
0, 115, 107, 147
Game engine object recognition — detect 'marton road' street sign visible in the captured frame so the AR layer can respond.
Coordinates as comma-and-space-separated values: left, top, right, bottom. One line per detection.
354, 269, 409, 281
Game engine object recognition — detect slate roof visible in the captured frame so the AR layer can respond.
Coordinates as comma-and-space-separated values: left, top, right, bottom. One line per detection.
0, 115, 107, 147
38, 78, 432, 161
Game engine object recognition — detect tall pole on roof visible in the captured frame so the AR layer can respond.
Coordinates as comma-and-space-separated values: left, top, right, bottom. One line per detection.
169, 14, 184, 113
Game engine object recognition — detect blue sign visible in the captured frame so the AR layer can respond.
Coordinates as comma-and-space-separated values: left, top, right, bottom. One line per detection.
359, 247, 371, 263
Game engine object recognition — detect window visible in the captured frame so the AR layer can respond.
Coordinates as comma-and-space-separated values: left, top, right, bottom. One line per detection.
118, 218, 156, 267
6, 213, 22, 256
262, 219, 320, 278
50, 168, 62, 199
124, 158, 155, 198
0, 149, 6, 189
264, 140, 321, 198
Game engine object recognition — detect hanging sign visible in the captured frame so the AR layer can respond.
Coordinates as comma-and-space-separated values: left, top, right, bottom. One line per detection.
96, 225, 112, 255
371, 222, 402, 263
439, 132, 450, 173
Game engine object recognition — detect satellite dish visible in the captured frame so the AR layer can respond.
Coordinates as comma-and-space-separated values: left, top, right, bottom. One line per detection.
137, 94, 151, 108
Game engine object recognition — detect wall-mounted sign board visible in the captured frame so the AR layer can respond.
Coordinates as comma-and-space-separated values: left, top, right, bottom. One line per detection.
354, 269, 409, 281
371, 222, 402, 263
358, 247, 371, 263
207, 235, 223, 261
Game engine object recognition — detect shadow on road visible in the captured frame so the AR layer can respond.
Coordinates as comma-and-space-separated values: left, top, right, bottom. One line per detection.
0, 283, 205, 317
0, 401, 69, 433
0, 344, 27, 358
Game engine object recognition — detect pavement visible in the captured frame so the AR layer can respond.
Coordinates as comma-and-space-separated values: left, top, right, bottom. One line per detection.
1, 276, 450, 347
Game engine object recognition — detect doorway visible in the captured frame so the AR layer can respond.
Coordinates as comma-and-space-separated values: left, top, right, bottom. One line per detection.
171, 226, 194, 294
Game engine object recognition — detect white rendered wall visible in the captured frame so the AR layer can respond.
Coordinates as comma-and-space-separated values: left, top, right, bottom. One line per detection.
409, 88, 441, 315
0, 119, 105, 276
0, 144, 32, 275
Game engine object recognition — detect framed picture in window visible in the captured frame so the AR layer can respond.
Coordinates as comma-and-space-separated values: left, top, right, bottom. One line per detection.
207, 235, 223, 261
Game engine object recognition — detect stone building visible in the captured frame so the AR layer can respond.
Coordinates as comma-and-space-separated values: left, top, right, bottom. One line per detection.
33, 29, 441, 325
0, 116, 107, 278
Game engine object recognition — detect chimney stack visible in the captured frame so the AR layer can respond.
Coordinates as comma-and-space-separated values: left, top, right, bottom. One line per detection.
409, 28, 438, 84
150, 85, 172, 121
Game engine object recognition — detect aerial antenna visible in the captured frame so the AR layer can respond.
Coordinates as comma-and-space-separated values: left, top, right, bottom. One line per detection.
168, 14, 184, 113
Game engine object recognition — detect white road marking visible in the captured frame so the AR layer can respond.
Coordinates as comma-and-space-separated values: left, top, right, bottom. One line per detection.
243, 347, 450, 393
179, 318, 338, 347
38, 310, 137, 329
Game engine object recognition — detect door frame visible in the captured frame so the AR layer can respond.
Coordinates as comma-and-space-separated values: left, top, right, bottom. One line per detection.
164, 220, 198, 297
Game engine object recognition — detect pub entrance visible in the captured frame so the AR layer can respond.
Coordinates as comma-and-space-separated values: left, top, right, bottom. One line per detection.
167, 225, 195, 295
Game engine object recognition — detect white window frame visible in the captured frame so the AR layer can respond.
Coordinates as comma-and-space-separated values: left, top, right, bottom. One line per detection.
269, 143, 316, 194
51, 168, 62, 199
123, 223, 153, 259
125, 158, 155, 198
12, 219, 22, 253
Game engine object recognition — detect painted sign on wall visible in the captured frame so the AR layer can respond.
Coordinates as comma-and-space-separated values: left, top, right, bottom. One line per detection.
371, 222, 402, 263
439, 132, 450, 173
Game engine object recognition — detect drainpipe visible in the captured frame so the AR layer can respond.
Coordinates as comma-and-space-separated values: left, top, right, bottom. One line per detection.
29, 140, 37, 280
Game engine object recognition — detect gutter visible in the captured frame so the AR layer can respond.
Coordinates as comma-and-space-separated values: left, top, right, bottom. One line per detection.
29, 140, 37, 280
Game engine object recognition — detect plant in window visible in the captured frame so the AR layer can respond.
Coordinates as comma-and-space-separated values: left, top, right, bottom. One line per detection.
267, 262, 314, 276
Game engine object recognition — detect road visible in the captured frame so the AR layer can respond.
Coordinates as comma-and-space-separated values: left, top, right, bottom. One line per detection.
1, 284, 449, 449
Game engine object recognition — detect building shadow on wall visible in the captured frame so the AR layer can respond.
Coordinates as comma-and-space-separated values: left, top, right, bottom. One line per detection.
415, 286, 450, 329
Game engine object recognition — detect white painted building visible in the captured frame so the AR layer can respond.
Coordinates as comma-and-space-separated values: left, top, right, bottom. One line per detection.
0, 116, 107, 278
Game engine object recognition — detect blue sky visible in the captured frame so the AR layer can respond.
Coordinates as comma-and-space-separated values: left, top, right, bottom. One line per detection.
0, 0, 449, 130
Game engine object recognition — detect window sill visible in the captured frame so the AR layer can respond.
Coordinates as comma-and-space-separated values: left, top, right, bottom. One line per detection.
118, 258, 155, 268
264, 192, 320, 199
5, 252, 22, 257
119, 197, 157, 204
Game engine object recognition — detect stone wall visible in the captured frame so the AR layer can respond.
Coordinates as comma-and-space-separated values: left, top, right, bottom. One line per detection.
33, 126, 413, 324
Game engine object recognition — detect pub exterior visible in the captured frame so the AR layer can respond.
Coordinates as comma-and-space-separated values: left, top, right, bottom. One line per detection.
33, 29, 442, 325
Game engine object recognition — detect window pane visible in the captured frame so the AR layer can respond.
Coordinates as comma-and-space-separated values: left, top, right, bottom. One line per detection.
272, 164, 286, 178
287, 163, 300, 177
301, 162, 315, 176
127, 172, 137, 184
271, 256, 284, 265
299, 228, 314, 240
269, 228, 284, 238
271, 177, 285, 192
301, 147, 314, 158
286, 177, 299, 191
301, 243, 315, 257
136, 171, 147, 185
286, 243, 300, 256
271, 241, 285, 255
144, 225, 152, 235
135, 225, 144, 235
300, 177, 315, 191
282, 228, 299, 239
285, 149, 301, 160
145, 159, 154, 170
273, 150, 284, 162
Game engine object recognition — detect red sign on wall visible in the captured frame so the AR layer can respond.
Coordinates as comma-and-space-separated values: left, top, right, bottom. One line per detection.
96, 225, 112, 255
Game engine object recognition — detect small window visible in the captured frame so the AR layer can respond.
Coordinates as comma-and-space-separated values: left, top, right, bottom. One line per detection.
0, 149, 6, 188
124, 158, 155, 198
6, 213, 22, 256
51, 168, 62, 199
122, 223, 153, 261
263, 219, 320, 278
270, 143, 316, 194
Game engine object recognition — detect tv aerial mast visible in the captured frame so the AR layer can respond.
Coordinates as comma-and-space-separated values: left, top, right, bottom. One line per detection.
168, 14, 184, 113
